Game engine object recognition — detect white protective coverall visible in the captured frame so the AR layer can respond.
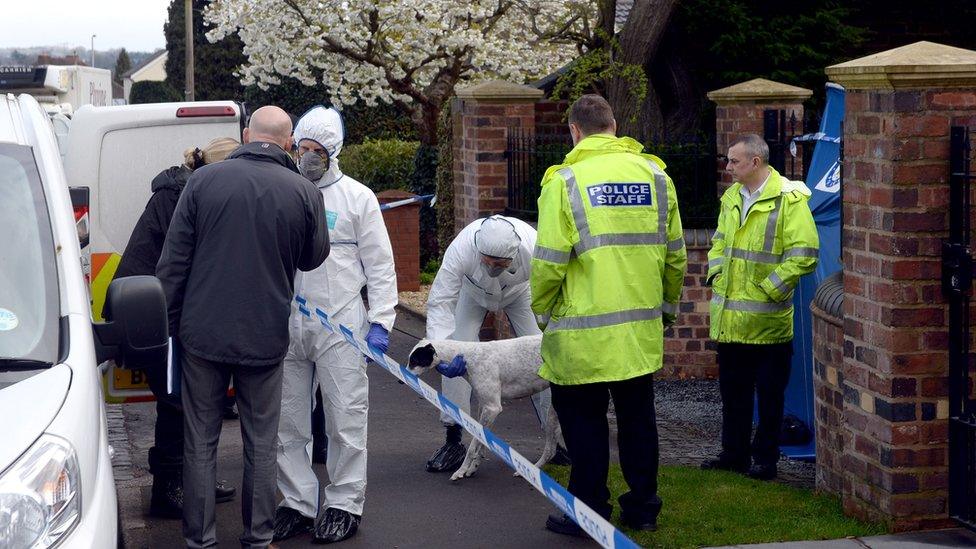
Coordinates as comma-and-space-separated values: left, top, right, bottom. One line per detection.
426, 215, 551, 426
277, 106, 397, 518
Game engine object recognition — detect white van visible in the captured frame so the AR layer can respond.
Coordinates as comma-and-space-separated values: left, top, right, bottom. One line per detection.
63, 101, 244, 399
0, 93, 170, 548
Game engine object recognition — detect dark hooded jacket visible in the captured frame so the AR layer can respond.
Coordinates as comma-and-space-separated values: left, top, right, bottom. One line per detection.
114, 166, 191, 280
156, 142, 330, 366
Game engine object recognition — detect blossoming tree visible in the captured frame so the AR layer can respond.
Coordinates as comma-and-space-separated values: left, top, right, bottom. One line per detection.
205, 0, 595, 146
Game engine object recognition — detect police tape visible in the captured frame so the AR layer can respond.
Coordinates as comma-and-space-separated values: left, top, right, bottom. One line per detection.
379, 194, 435, 211
294, 294, 642, 549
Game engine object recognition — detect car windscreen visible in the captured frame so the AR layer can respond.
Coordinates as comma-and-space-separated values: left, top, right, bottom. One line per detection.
0, 143, 60, 375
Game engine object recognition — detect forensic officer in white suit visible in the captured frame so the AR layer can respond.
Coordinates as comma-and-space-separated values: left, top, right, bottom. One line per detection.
424, 215, 566, 472
273, 106, 397, 544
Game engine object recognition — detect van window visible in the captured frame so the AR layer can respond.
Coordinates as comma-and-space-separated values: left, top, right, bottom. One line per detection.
98, 122, 241, 253
0, 144, 60, 367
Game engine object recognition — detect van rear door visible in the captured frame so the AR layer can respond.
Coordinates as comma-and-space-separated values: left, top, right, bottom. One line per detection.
63, 101, 243, 401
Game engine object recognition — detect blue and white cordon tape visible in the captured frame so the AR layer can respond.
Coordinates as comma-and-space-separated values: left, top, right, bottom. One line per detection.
789, 132, 842, 157
379, 193, 435, 211
294, 294, 642, 549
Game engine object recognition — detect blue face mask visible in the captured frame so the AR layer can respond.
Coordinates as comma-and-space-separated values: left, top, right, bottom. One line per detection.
298, 151, 328, 182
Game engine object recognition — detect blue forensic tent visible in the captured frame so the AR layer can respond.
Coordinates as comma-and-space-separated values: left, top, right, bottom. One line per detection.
780, 83, 845, 460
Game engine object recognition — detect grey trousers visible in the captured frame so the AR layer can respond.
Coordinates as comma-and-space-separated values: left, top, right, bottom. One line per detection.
182, 351, 282, 549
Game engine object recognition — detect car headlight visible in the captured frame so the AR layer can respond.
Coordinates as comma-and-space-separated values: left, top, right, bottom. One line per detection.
0, 434, 81, 548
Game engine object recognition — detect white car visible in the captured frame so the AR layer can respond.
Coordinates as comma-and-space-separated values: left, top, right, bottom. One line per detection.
0, 93, 169, 548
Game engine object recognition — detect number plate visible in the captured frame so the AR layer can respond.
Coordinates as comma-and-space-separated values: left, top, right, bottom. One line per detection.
112, 367, 151, 391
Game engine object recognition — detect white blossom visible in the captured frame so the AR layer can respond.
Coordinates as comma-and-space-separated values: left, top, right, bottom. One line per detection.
206, 0, 598, 141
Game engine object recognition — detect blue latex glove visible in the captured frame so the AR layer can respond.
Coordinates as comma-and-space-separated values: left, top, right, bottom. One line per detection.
436, 355, 467, 378
365, 323, 389, 354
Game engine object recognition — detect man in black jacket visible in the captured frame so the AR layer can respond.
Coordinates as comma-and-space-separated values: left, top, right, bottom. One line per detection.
157, 105, 329, 549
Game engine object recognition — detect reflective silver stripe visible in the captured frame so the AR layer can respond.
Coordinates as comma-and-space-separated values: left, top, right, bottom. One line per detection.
653, 167, 668, 238
711, 294, 791, 313
783, 246, 819, 259
762, 196, 782, 253
728, 248, 781, 264
534, 245, 571, 264
549, 307, 662, 331
577, 232, 667, 254
667, 237, 685, 252
560, 167, 590, 237
708, 257, 725, 271
662, 301, 678, 315
713, 230, 725, 241
769, 271, 792, 295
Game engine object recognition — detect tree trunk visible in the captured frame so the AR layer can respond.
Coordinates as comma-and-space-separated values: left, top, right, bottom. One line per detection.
606, 0, 677, 141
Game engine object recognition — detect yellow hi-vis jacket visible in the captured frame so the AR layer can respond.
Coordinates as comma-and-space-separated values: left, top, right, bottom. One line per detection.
530, 134, 687, 385
707, 167, 819, 344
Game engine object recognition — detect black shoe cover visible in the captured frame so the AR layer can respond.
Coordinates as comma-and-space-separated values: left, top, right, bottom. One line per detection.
313, 507, 360, 544
272, 507, 314, 542
425, 441, 465, 472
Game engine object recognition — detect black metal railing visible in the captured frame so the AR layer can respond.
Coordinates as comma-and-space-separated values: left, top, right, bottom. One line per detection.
504, 128, 720, 228
505, 128, 571, 222
764, 109, 822, 182
945, 125, 976, 531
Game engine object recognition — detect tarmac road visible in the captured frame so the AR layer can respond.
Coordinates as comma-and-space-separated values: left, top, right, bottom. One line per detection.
118, 307, 595, 548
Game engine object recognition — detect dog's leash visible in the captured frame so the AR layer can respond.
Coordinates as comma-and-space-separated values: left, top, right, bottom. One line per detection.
294, 294, 641, 549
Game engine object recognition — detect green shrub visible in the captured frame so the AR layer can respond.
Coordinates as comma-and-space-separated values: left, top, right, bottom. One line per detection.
129, 80, 182, 104
340, 138, 419, 194
420, 259, 441, 286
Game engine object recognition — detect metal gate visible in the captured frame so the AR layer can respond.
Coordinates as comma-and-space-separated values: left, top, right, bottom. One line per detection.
944, 125, 976, 530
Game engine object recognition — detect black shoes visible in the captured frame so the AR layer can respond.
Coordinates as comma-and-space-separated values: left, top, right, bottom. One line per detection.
545, 513, 588, 538
313, 507, 361, 544
747, 463, 778, 481
621, 513, 658, 532
149, 478, 236, 519
215, 480, 236, 503
149, 477, 184, 519
700, 457, 750, 474
548, 445, 572, 466
272, 507, 314, 542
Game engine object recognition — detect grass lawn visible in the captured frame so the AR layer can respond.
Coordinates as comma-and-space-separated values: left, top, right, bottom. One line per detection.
543, 464, 885, 548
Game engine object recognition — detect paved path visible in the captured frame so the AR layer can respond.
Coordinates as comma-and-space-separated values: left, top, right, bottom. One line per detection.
114, 308, 595, 548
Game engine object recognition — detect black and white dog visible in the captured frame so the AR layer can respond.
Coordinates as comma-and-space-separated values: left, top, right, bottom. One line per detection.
408, 335, 562, 481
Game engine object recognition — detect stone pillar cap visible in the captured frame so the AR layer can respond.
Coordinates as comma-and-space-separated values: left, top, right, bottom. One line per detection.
826, 41, 976, 90
707, 78, 813, 104
456, 80, 544, 102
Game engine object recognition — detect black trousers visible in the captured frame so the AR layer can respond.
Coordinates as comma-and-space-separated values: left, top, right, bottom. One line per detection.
550, 373, 662, 522
717, 342, 793, 467
142, 358, 184, 478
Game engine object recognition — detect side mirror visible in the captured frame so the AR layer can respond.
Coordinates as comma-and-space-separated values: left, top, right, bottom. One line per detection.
94, 276, 169, 366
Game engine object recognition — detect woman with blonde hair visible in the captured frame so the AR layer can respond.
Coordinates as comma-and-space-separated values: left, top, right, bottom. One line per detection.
111, 136, 240, 519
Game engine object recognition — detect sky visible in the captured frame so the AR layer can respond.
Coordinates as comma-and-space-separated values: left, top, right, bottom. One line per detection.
0, 0, 171, 52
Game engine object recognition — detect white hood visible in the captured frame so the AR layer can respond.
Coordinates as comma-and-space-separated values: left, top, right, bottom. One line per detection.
0, 364, 69, 471
294, 106, 345, 186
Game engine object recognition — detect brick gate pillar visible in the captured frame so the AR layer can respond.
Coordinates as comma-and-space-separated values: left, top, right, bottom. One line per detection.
707, 78, 812, 194
453, 81, 543, 231
825, 41, 976, 531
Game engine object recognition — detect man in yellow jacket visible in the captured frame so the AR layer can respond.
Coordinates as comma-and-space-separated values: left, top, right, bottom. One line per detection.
701, 134, 818, 480
531, 95, 686, 536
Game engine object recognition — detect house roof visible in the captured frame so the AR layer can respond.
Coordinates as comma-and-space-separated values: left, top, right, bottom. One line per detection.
123, 49, 166, 79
